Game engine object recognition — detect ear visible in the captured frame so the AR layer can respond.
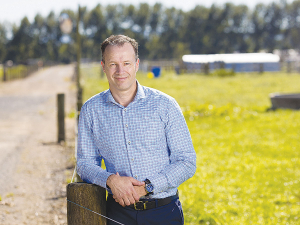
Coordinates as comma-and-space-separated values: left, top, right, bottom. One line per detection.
101, 61, 105, 73
135, 58, 140, 73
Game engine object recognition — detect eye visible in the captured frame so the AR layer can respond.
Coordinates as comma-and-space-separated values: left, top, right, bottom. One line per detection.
125, 62, 131, 66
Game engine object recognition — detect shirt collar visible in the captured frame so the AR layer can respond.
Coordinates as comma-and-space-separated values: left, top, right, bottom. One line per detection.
134, 80, 146, 101
105, 80, 146, 104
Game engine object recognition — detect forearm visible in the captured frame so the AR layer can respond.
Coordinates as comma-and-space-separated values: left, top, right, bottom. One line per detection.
147, 155, 196, 194
77, 158, 113, 188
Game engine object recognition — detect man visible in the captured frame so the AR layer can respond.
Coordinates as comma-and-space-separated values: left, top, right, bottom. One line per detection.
77, 35, 196, 225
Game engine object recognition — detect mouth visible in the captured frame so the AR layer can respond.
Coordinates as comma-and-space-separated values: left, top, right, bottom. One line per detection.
115, 77, 127, 81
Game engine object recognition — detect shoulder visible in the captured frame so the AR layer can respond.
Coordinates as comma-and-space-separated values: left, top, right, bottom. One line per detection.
142, 86, 181, 112
142, 85, 177, 105
81, 89, 109, 112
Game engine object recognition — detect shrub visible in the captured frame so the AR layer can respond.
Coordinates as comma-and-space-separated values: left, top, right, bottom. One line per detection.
212, 68, 235, 77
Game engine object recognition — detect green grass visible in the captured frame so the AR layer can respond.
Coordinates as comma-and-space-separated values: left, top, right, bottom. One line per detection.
0, 64, 3, 79
81, 66, 300, 225
0, 65, 28, 81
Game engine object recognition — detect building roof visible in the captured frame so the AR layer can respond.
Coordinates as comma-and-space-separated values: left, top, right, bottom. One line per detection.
182, 53, 280, 64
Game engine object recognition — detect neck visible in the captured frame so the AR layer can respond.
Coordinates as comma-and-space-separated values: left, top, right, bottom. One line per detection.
110, 82, 137, 107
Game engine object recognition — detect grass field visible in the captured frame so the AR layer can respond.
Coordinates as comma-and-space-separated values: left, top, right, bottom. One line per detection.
0, 64, 28, 81
0, 64, 3, 79
81, 65, 300, 225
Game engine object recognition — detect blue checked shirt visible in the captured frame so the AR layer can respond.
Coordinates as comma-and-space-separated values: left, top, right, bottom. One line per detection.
77, 81, 196, 199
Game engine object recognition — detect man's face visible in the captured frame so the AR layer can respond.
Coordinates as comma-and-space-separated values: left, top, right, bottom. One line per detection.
101, 43, 139, 94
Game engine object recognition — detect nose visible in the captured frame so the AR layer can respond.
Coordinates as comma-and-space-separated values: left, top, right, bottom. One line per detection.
116, 64, 125, 74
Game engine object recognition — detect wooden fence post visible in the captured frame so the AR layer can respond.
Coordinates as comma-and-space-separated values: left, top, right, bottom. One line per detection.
2, 65, 6, 81
259, 63, 264, 74
287, 61, 291, 73
67, 182, 107, 225
26, 66, 29, 77
204, 63, 210, 75
57, 93, 65, 143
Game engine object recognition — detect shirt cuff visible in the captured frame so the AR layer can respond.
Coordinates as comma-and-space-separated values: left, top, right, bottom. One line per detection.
95, 171, 114, 190
147, 173, 168, 195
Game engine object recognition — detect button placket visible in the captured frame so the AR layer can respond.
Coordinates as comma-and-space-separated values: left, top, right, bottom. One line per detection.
122, 108, 133, 169
122, 107, 136, 179
123, 107, 131, 146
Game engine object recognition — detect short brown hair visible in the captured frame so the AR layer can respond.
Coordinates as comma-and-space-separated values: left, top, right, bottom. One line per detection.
101, 35, 139, 63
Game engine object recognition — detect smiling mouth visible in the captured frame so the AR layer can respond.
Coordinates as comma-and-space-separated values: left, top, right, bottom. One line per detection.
115, 77, 127, 81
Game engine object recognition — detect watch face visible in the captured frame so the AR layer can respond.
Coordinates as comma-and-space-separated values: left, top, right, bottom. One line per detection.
146, 183, 154, 193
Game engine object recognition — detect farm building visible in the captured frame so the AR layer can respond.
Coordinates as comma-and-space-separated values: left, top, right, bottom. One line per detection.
182, 53, 280, 73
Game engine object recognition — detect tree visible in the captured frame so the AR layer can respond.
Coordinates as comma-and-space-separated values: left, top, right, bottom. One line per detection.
0, 23, 7, 63
83, 4, 107, 60
6, 17, 35, 62
251, 4, 268, 52
183, 5, 210, 54
219, 4, 251, 53
149, 3, 162, 35
282, 0, 300, 50
1, 2, 298, 62
264, 2, 284, 52
44, 11, 61, 61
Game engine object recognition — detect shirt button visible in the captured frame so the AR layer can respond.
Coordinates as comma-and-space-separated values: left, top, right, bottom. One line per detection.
125, 124, 128, 127
128, 141, 131, 145
131, 158, 134, 161
124, 108, 127, 111
134, 175, 138, 179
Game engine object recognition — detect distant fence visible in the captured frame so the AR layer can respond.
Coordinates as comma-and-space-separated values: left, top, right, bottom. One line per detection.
181, 61, 300, 74
0, 64, 40, 82
280, 61, 300, 73
141, 60, 300, 74
78, 60, 300, 77
139, 60, 180, 73
80, 60, 181, 76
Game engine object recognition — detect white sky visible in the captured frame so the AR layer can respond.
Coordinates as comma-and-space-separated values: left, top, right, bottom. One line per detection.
0, 0, 292, 25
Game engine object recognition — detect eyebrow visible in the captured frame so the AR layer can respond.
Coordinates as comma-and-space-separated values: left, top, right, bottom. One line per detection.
108, 59, 133, 63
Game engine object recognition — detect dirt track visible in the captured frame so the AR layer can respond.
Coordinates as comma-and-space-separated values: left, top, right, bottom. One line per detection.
0, 65, 76, 224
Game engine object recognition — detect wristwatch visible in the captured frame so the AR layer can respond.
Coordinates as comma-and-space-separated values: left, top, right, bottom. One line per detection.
144, 179, 154, 196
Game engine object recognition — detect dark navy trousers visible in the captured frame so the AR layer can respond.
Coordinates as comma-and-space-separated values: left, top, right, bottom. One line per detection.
106, 195, 184, 225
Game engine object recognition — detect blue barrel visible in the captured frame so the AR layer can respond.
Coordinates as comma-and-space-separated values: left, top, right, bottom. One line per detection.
151, 67, 161, 78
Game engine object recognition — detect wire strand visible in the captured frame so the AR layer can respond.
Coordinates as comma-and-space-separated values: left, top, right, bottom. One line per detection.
66, 199, 125, 225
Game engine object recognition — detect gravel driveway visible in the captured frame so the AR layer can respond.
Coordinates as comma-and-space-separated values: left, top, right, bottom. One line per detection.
0, 65, 76, 224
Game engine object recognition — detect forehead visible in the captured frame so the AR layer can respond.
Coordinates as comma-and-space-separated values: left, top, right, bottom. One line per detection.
104, 43, 136, 62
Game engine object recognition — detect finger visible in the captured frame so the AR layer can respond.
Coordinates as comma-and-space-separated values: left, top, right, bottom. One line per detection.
132, 189, 140, 201
124, 197, 132, 206
118, 199, 125, 207
131, 178, 144, 186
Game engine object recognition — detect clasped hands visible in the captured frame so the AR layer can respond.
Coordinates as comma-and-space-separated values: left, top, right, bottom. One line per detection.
106, 172, 147, 207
